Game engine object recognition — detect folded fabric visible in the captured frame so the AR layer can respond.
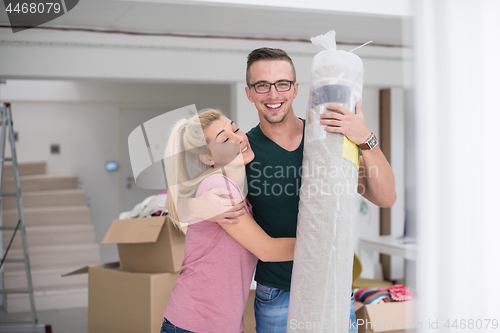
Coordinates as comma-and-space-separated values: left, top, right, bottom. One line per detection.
354, 288, 375, 302
379, 284, 414, 302
365, 290, 391, 304
119, 193, 167, 219
354, 289, 391, 304
354, 284, 414, 304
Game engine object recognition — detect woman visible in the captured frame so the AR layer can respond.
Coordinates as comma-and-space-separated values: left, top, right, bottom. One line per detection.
161, 109, 295, 333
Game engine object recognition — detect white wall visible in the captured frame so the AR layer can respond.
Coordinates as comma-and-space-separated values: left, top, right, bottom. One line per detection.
355, 87, 382, 274
414, 0, 500, 325
144, 0, 412, 17
0, 29, 404, 86
0, 80, 231, 263
390, 87, 406, 280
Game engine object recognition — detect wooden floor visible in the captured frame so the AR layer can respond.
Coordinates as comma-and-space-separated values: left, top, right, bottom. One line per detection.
0, 306, 88, 333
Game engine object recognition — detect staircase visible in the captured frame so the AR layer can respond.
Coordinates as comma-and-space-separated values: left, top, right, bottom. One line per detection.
1, 162, 100, 313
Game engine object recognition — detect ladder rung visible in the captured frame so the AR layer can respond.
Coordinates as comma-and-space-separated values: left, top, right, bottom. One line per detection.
0, 288, 30, 294
0, 104, 44, 330
2, 258, 25, 263
0, 226, 18, 230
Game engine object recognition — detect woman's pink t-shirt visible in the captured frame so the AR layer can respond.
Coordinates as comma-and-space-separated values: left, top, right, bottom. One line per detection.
164, 174, 258, 333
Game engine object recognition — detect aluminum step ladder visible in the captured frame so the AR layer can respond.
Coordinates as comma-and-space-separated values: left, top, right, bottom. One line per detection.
0, 104, 47, 332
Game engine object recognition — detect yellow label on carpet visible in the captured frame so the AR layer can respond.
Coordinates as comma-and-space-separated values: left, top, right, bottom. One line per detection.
342, 136, 360, 169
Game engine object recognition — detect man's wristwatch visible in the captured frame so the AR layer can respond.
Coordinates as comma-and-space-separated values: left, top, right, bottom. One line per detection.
358, 133, 378, 151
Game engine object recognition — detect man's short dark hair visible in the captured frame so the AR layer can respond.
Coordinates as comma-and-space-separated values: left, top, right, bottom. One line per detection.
246, 47, 296, 86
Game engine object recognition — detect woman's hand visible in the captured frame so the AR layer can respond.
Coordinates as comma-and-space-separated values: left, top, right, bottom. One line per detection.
188, 187, 246, 224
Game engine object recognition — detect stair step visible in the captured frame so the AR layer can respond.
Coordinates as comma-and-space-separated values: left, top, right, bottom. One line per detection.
3, 243, 100, 270
3, 224, 96, 250
0, 161, 98, 314
2, 189, 86, 209
3, 265, 90, 290
2, 174, 79, 193
5, 284, 88, 313
2, 206, 91, 226
2, 161, 46, 177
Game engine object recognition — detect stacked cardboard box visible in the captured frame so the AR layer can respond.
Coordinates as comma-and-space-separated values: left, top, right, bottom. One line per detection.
101, 216, 185, 273
67, 214, 258, 332
66, 215, 185, 333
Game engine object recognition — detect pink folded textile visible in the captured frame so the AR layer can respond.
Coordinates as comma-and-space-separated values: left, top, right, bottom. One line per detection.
379, 284, 414, 302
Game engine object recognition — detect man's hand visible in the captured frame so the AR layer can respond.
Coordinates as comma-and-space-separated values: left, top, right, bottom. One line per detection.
319, 102, 371, 145
190, 187, 245, 224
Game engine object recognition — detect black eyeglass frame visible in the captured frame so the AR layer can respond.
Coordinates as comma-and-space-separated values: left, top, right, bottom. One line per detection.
248, 80, 296, 94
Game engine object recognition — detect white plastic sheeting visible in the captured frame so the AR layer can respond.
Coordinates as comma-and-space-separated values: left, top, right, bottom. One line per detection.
287, 31, 363, 332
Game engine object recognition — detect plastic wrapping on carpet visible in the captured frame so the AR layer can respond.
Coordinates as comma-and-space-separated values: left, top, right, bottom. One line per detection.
287, 30, 364, 333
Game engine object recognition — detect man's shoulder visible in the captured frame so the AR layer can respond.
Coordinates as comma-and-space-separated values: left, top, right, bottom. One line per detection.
246, 123, 264, 144
246, 123, 261, 137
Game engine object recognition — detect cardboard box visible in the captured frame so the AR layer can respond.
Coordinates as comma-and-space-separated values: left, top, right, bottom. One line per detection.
101, 216, 185, 273
65, 263, 179, 333
355, 301, 416, 333
355, 300, 365, 312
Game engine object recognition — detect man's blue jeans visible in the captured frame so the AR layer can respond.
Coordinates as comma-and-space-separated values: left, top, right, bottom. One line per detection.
254, 282, 358, 333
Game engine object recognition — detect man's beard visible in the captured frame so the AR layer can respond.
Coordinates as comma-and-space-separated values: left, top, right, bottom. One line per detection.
261, 107, 288, 124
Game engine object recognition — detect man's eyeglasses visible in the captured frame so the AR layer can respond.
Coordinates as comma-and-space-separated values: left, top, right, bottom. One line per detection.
248, 80, 295, 94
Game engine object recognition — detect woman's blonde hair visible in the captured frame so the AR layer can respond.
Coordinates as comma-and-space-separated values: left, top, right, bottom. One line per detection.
164, 108, 224, 224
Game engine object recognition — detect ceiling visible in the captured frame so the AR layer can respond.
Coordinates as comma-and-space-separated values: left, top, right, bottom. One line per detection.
0, 0, 405, 46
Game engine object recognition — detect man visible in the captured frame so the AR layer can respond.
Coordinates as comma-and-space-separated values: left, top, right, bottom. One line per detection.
184, 48, 396, 332
242, 48, 395, 332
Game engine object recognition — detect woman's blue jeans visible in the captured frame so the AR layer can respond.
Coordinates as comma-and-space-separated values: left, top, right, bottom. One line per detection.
160, 318, 194, 333
254, 282, 358, 332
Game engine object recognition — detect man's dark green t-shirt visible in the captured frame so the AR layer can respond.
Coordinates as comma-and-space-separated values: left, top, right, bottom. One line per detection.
245, 120, 305, 291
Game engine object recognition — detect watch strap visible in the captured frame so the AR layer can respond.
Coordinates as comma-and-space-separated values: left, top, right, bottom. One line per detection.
358, 133, 378, 150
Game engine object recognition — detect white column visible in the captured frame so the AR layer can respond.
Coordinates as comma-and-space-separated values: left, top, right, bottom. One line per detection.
230, 82, 259, 133
414, 0, 500, 330
390, 87, 406, 280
